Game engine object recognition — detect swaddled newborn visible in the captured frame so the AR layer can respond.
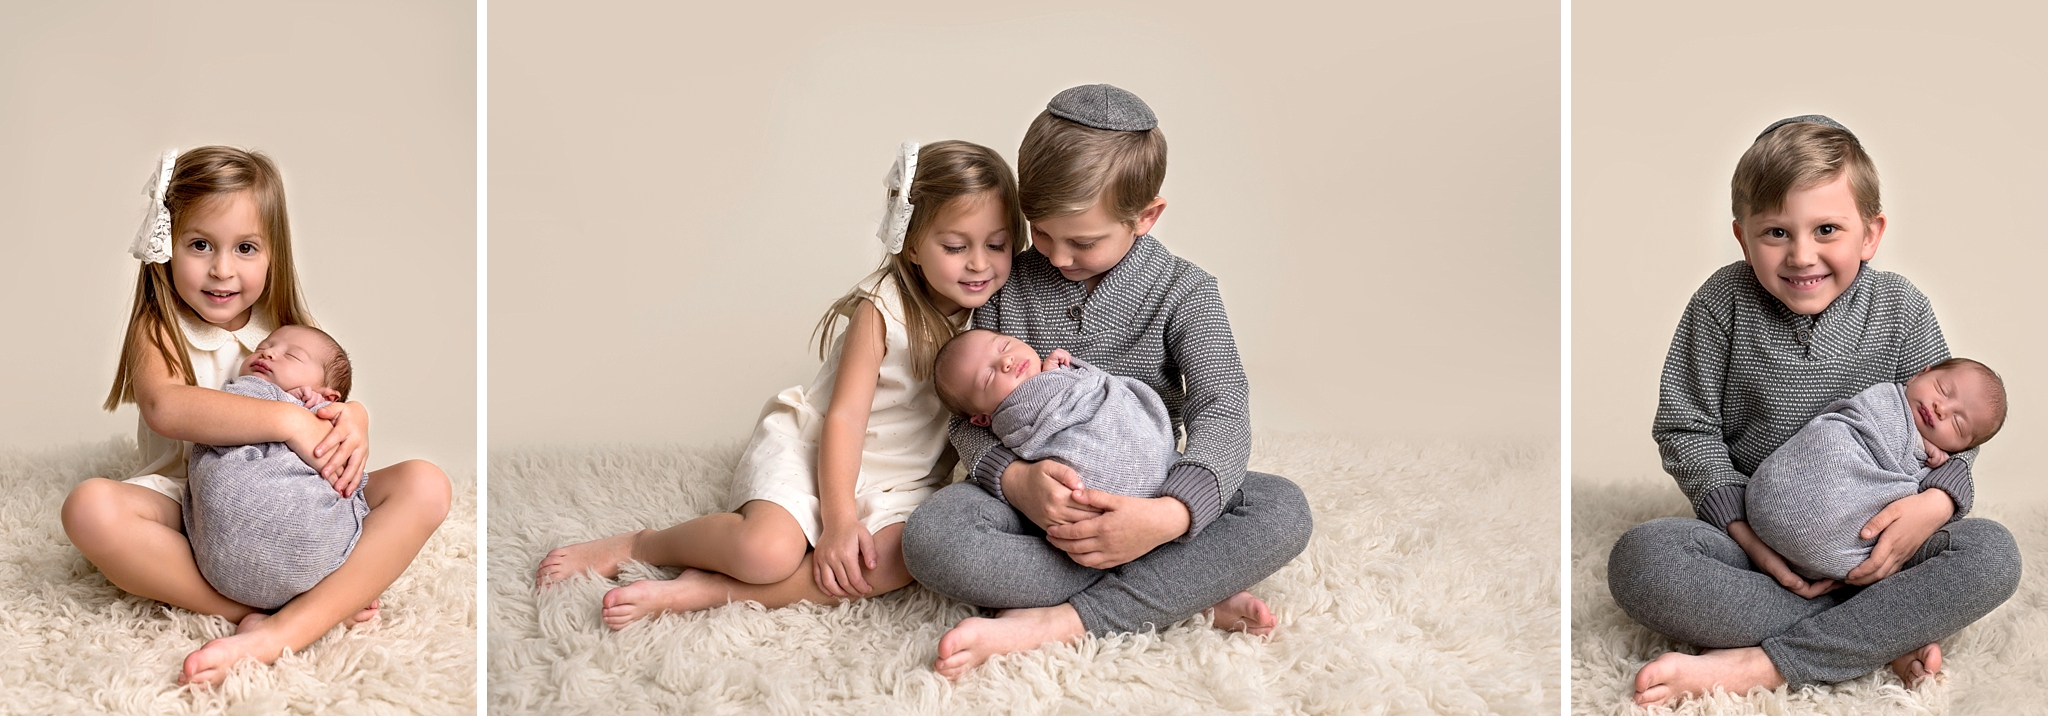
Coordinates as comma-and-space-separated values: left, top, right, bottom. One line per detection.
934, 329, 1179, 498
185, 324, 370, 609
1748, 358, 2008, 581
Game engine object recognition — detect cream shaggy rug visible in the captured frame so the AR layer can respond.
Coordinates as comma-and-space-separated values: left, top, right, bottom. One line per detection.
0, 438, 478, 716
488, 433, 1559, 715
1571, 478, 2048, 715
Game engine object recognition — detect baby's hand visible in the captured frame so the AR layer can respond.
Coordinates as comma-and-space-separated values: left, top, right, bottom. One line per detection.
1921, 437, 1949, 469
287, 386, 324, 409
1043, 348, 1074, 371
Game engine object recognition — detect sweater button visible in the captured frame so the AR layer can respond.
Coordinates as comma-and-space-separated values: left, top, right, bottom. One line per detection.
1068, 305, 1083, 321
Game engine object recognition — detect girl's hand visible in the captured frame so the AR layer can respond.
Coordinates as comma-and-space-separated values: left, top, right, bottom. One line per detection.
1727, 520, 1842, 599
313, 401, 371, 497
1847, 489, 1953, 585
1044, 490, 1190, 569
1001, 460, 1103, 530
813, 517, 875, 598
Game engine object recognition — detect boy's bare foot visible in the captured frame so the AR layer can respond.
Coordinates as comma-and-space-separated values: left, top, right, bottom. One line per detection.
933, 604, 1085, 680
180, 612, 291, 686
536, 530, 645, 586
1633, 647, 1785, 706
600, 569, 729, 630
347, 598, 381, 628
1891, 642, 1941, 686
1206, 591, 1276, 636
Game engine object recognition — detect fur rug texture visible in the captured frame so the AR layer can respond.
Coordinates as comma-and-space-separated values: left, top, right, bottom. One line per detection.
489, 433, 1560, 715
1571, 478, 2048, 715
0, 439, 478, 715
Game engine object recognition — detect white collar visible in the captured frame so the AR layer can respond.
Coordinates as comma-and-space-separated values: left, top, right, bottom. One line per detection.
176, 307, 278, 353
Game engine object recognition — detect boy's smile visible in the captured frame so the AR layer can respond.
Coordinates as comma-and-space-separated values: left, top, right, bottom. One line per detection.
1732, 173, 1884, 315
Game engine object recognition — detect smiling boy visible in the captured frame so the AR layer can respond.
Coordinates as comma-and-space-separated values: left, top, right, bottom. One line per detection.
900, 84, 1313, 679
1607, 116, 2022, 705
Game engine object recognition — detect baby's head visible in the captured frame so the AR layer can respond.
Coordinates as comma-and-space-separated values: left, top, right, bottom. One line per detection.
934, 329, 1044, 426
1729, 117, 1885, 315
1904, 358, 2007, 453
242, 324, 353, 401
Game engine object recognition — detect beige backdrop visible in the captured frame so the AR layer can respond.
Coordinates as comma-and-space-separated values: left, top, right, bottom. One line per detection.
1573, 1, 2048, 504
0, 2, 477, 473
490, 1, 1560, 447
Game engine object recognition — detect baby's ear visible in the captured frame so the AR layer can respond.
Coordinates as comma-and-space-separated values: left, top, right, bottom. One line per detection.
970, 414, 991, 427
316, 387, 343, 403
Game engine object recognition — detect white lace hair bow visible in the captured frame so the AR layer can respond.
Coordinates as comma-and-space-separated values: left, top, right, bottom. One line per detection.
130, 149, 179, 263
877, 141, 919, 254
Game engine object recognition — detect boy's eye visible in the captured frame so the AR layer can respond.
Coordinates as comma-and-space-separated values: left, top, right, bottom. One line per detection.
1765, 228, 1787, 239
1816, 225, 1838, 238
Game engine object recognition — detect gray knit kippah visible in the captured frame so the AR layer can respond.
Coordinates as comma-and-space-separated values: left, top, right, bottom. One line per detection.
1047, 84, 1157, 131
1758, 114, 1853, 141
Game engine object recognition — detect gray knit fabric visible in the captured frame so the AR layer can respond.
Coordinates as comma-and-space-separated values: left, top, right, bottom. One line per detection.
1047, 84, 1158, 132
1653, 261, 1975, 529
951, 234, 1251, 538
990, 357, 1179, 499
1747, 383, 1928, 581
1757, 114, 1852, 140
185, 375, 370, 609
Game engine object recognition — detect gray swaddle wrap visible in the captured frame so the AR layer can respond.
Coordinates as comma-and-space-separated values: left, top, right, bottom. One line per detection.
1747, 382, 1928, 581
990, 357, 1180, 498
185, 375, 371, 609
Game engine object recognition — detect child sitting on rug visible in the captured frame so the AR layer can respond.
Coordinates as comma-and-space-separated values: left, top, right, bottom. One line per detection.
185, 324, 370, 611
933, 328, 1179, 500
1746, 358, 2008, 582
534, 140, 1028, 630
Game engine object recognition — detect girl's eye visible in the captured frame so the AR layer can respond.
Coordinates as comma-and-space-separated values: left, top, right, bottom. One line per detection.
942, 244, 966, 254
237, 242, 259, 255
190, 238, 211, 252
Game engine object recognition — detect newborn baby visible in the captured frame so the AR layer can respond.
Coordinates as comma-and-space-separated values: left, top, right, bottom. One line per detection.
185, 324, 370, 609
934, 329, 1179, 498
1747, 358, 2009, 581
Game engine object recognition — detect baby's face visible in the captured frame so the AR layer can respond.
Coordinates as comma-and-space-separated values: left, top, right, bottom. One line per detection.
242, 325, 336, 393
939, 330, 1046, 417
1904, 366, 1997, 453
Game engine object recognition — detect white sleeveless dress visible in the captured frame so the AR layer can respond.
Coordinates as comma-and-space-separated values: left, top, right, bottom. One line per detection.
726, 270, 963, 545
122, 309, 277, 505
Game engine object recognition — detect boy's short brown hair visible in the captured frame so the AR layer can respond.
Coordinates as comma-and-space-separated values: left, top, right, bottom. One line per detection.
1731, 121, 1881, 222
1016, 110, 1167, 224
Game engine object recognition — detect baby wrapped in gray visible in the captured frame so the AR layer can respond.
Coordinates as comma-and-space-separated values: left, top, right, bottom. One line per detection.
185, 375, 371, 609
990, 357, 1180, 498
1747, 382, 1928, 581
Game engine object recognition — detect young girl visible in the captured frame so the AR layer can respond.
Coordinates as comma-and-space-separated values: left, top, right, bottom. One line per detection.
534, 140, 1027, 629
60, 146, 452, 686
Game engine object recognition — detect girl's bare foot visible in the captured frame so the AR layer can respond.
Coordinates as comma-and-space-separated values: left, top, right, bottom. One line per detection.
1632, 647, 1785, 706
347, 598, 382, 628
536, 530, 645, 586
1206, 591, 1276, 636
600, 569, 729, 630
180, 612, 292, 686
933, 604, 1085, 680
1891, 642, 1941, 686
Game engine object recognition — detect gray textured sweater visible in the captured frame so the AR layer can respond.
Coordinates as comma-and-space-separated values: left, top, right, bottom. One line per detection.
951, 234, 1252, 538
1747, 382, 1928, 580
1653, 261, 1974, 530
991, 357, 1180, 499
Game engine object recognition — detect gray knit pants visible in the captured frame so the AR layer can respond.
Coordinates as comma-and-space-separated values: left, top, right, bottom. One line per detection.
902, 471, 1312, 635
1608, 516, 2021, 686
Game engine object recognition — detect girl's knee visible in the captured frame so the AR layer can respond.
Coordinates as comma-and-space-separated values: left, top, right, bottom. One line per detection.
727, 524, 808, 584
386, 460, 452, 524
61, 478, 129, 539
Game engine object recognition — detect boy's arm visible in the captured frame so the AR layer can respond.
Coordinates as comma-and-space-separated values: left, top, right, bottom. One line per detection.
1651, 290, 1752, 529
1896, 298, 1975, 518
1157, 274, 1251, 539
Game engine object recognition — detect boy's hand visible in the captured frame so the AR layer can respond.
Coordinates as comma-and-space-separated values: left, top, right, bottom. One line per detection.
1043, 349, 1074, 370
1728, 520, 1842, 599
1045, 490, 1191, 569
813, 516, 875, 599
1848, 489, 1953, 585
1921, 437, 1949, 469
1001, 459, 1102, 530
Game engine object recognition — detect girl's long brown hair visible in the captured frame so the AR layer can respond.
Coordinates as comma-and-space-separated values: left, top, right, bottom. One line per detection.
813, 140, 1027, 381
104, 146, 317, 410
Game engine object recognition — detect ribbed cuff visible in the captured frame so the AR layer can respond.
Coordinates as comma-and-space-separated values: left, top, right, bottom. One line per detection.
971, 445, 1020, 502
1696, 484, 1748, 530
1921, 460, 1973, 520
1159, 464, 1224, 540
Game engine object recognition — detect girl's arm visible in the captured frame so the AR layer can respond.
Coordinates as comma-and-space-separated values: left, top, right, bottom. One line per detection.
129, 324, 358, 478
812, 299, 886, 597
